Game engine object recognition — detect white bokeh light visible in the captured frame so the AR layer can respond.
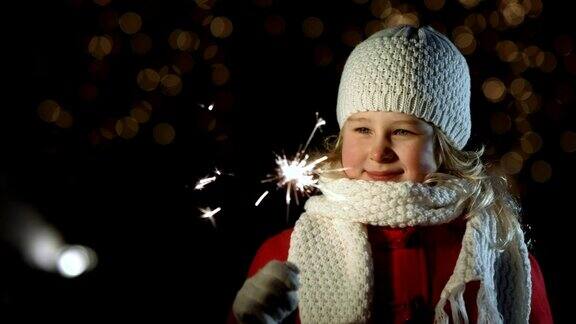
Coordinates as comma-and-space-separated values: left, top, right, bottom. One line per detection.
57, 245, 97, 278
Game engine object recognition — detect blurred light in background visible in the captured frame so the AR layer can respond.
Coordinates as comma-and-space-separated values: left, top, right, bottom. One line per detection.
88, 35, 113, 60
0, 202, 97, 278
530, 160, 552, 183
131, 33, 153, 55
37, 100, 62, 123
210, 16, 233, 38
482, 77, 507, 103
57, 245, 98, 278
22, 225, 64, 272
153, 123, 176, 145
119, 12, 142, 35
302, 17, 324, 39
137, 68, 160, 91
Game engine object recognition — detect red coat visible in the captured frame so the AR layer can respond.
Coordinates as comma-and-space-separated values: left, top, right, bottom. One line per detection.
229, 218, 553, 323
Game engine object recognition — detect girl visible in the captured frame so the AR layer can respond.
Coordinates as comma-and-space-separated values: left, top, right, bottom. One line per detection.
230, 25, 553, 323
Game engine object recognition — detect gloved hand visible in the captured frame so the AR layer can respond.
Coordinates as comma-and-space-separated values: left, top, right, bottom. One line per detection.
233, 260, 300, 324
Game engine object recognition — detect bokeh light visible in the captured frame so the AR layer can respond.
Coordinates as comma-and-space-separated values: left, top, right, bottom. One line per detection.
161, 74, 183, 96
119, 12, 142, 35
211, 64, 230, 86
496, 40, 519, 62
57, 245, 98, 278
173, 52, 195, 73
560, 131, 576, 153
458, 0, 480, 9
342, 28, 363, 47
501, 2, 526, 27
153, 123, 176, 145
482, 77, 506, 102
464, 13, 486, 33
453, 26, 476, 54
520, 131, 543, 154
210, 16, 234, 38
38, 100, 62, 123
100, 119, 117, 140
203, 44, 218, 60
500, 151, 524, 175
371, 0, 393, 19
55, 111, 74, 128
115, 117, 139, 139
94, 0, 111, 6
137, 68, 160, 91
131, 33, 152, 55
530, 160, 552, 183
424, 0, 445, 11
539, 51, 557, 72
510, 78, 532, 101
302, 17, 324, 39
88, 35, 113, 60
195, 0, 216, 10
130, 100, 153, 123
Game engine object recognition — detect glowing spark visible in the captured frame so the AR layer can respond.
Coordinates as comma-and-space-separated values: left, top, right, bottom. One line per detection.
199, 207, 221, 227
261, 113, 332, 211
199, 102, 215, 111
214, 167, 234, 176
303, 117, 326, 152
264, 153, 329, 205
195, 176, 217, 190
255, 191, 269, 206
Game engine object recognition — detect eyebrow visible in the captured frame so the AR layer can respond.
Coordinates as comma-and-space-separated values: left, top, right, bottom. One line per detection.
391, 120, 422, 126
347, 117, 371, 122
347, 117, 423, 126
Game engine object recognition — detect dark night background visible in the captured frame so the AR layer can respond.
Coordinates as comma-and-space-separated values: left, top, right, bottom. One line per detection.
0, 0, 574, 322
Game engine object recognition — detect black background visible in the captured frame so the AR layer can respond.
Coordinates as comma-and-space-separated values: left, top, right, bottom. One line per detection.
0, 0, 574, 322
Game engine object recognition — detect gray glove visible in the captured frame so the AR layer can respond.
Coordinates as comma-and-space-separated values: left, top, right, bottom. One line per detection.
233, 260, 300, 324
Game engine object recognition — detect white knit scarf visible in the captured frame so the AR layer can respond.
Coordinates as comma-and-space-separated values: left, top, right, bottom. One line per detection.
287, 176, 531, 324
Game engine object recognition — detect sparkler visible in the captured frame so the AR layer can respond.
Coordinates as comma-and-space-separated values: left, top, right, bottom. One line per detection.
259, 113, 340, 215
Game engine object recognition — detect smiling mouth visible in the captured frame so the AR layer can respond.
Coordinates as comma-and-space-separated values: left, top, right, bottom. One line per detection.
365, 171, 403, 181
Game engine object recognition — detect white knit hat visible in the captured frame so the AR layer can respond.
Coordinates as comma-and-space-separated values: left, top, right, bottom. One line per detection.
336, 25, 471, 149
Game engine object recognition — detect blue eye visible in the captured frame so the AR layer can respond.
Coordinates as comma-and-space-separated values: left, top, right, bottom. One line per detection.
354, 127, 372, 134
393, 129, 411, 136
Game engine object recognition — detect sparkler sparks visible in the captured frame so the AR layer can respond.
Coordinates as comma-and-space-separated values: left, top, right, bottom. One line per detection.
195, 176, 217, 190
271, 153, 328, 204
260, 113, 333, 209
199, 206, 221, 227
199, 102, 215, 111
255, 190, 269, 206
193, 167, 234, 190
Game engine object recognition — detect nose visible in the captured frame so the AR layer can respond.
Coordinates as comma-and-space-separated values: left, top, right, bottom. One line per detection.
370, 140, 396, 163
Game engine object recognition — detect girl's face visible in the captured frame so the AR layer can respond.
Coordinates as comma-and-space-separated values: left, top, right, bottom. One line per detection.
341, 111, 437, 182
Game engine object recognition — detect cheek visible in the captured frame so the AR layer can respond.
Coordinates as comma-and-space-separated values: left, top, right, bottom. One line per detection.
421, 141, 438, 172
398, 141, 437, 182
407, 141, 437, 173
341, 137, 364, 177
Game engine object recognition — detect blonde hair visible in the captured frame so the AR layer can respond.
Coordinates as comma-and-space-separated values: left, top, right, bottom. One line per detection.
316, 126, 521, 249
